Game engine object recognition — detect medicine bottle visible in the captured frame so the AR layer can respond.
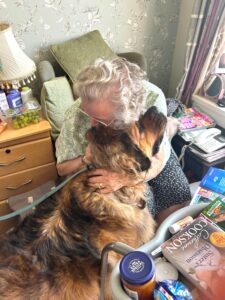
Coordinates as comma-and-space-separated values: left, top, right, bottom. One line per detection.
120, 251, 156, 300
21, 86, 33, 103
6, 89, 22, 108
0, 90, 9, 112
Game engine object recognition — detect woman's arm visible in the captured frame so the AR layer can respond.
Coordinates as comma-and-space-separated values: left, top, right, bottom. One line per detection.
56, 157, 84, 176
56, 145, 91, 177
55, 101, 90, 176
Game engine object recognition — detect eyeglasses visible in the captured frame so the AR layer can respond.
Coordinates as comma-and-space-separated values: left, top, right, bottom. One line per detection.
78, 108, 114, 127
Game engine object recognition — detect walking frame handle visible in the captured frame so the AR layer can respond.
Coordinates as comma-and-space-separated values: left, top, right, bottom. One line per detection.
100, 242, 136, 300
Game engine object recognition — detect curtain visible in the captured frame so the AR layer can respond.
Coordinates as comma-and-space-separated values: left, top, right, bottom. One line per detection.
195, 9, 225, 94
175, 0, 225, 106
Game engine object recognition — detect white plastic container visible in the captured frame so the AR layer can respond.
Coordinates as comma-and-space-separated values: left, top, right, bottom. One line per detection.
21, 86, 33, 104
0, 90, 9, 113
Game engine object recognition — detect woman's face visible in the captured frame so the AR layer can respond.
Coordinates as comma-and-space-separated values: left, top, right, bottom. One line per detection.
81, 96, 115, 127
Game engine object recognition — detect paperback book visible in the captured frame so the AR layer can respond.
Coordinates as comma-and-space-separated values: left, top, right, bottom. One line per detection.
200, 198, 225, 231
200, 167, 225, 195
161, 217, 225, 299
190, 186, 221, 205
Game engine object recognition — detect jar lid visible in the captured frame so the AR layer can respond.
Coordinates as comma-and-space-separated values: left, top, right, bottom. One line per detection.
22, 86, 31, 91
119, 251, 155, 285
169, 223, 181, 234
155, 261, 178, 282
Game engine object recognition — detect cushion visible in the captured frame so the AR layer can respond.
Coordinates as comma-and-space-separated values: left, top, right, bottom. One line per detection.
40, 76, 75, 140
50, 30, 116, 83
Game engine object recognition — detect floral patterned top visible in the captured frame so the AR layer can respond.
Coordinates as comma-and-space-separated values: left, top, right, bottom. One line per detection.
55, 80, 170, 165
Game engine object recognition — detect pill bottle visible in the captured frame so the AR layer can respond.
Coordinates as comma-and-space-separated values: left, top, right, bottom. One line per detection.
120, 251, 156, 300
169, 216, 193, 234
6, 89, 22, 108
21, 86, 33, 103
0, 90, 9, 112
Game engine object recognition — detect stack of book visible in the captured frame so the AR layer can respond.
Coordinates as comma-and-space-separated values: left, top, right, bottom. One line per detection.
188, 144, 225, 163
190, 167, 225, 205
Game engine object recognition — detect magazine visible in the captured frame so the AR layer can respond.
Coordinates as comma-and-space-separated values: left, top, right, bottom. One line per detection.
175, 107, 215, 133
200, 167, 225, 195
200, 198, 225, 231
161, 217, 225, 299
190, 186, 221, 205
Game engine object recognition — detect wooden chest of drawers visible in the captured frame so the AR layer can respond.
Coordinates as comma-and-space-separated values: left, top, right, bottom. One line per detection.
0, 120, 58, 234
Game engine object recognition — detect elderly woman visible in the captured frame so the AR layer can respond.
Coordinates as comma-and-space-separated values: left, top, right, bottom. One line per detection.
55, 57, 191, 221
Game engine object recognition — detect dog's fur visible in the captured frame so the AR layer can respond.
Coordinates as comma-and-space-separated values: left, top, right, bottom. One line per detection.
0, 106, 167, 300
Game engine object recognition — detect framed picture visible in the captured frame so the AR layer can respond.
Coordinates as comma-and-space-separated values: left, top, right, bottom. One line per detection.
215, 52, 225, 73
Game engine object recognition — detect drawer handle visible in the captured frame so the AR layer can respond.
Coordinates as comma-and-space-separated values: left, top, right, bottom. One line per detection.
6, 179, 32, 190
0, 156, 26, 167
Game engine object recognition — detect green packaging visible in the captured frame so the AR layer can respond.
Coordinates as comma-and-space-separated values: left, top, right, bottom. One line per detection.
200, 197, 225, 231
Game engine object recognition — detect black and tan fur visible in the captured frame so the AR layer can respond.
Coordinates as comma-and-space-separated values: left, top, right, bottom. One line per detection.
0, 106, 167, 300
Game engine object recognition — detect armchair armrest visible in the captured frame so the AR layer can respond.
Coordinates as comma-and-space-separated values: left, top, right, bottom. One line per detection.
37, 60, 56, 84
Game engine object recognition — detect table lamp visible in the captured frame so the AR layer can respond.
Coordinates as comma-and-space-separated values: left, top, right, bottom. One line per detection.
0, 23, 36, 89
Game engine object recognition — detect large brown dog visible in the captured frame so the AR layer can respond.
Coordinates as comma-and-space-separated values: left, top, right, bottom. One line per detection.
0, 106, 167, 300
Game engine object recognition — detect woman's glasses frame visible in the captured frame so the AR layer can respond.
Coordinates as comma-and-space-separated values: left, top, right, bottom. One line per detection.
78, 108, 114, 127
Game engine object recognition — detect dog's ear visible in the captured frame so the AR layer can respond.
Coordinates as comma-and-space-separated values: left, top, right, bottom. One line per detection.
139, 106, 167, 136
137, 106, 167, 156
86, 126, 117, 145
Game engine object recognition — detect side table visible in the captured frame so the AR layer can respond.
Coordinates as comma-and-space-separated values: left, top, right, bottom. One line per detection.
0, 120, 58, 234
171, 134, 225, 181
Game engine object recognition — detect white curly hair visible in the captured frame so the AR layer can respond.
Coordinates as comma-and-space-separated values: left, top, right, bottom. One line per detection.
74, 57, 148, 129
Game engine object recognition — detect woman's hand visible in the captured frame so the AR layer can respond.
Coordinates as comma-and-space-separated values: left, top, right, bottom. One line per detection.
87, 168, 139, 193
83, 145, 92, 164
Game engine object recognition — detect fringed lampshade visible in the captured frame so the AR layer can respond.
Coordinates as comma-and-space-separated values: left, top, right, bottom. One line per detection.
0, 23, 36, 88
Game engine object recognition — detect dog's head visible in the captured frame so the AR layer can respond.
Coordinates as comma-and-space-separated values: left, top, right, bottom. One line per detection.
86, 106, 167, 174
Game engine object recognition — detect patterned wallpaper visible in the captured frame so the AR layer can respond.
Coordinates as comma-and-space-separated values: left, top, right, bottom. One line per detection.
0, 0, 180, 96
